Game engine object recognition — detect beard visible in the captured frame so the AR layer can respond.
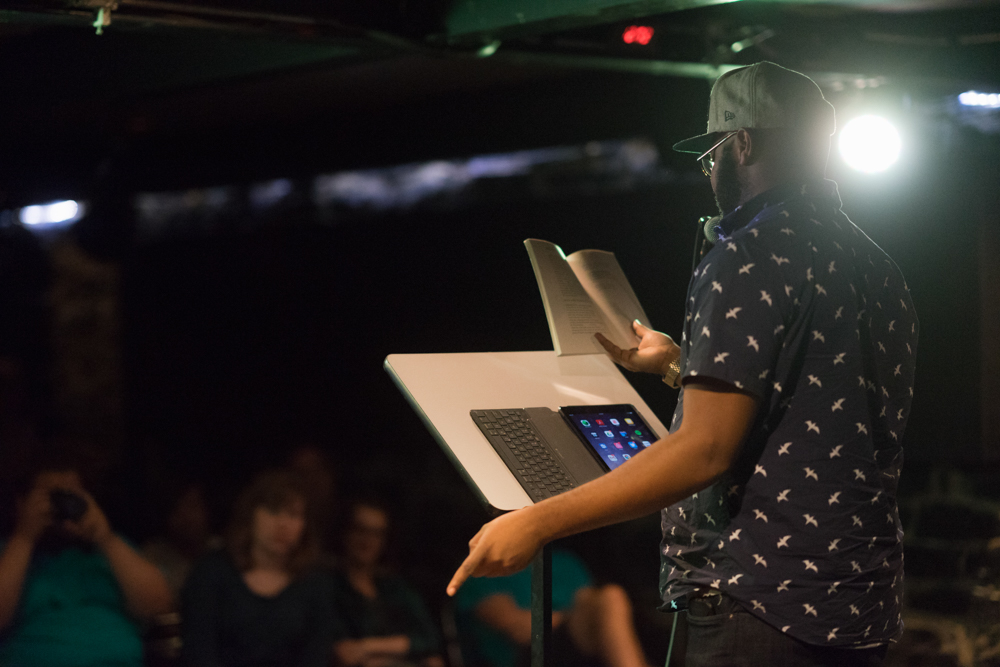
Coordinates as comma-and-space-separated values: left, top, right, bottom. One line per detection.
713, 147, 743, 216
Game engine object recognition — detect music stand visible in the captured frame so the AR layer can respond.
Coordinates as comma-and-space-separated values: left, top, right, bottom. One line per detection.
384, 351, 667, 666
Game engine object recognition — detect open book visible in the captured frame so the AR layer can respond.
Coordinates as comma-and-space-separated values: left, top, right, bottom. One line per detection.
525, 239, 651, 356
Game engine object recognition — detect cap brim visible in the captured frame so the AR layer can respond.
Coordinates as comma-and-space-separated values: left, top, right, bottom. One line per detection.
672, 132, 721, 155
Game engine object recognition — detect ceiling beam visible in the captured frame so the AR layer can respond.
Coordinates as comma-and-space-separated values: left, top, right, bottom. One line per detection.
445, 0, 732, 43
443, 0, 999, 43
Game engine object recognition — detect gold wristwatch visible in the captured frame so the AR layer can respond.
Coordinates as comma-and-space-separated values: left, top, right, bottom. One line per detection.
662, 358, 681, 389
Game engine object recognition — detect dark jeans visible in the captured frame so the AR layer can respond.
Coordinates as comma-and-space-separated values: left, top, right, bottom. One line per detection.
684, 594, 888, 667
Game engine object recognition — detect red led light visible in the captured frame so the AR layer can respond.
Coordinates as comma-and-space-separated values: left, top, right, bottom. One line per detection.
622, 25, 654, 45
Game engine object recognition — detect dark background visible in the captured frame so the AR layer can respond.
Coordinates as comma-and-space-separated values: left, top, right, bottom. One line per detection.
3, 0, 1000, 661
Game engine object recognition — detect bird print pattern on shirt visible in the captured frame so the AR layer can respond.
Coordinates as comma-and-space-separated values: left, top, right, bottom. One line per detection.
658, 180, 917, 648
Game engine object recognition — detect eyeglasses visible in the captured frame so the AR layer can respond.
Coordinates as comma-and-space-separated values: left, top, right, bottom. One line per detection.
697, 131, 738, 177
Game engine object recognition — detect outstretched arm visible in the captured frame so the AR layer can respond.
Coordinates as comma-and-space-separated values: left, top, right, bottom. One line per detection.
0, 536, 37, 630
61, 486, 173, 619
0, 480, 56, 629
448, 379, 758, 595
472, 594, 568, 647
98, 534, 175, 618
333, 636, 411, 666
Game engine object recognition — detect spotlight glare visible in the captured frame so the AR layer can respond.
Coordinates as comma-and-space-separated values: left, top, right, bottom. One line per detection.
622, 26, 654, 45
958, 90, 1000, 108
838, 115, 901, 174
19, 200, 83, 226
476, 40, 500, 57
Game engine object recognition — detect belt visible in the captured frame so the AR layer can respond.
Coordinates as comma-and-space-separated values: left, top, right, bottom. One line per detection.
687, 586, 722, 601
686, 588, 727, 618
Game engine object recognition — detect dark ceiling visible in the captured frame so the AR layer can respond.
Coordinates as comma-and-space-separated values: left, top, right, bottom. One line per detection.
2, 0, 1000, 201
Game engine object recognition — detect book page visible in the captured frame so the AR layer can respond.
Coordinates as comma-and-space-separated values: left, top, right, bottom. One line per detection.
566, 249, 651, 351
524, 240, 611, 356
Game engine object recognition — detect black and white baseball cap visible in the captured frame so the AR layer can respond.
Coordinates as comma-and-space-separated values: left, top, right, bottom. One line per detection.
673, 61, 837, 154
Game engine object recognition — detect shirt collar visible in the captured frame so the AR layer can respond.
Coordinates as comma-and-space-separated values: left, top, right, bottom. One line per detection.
712, 179, 842, 242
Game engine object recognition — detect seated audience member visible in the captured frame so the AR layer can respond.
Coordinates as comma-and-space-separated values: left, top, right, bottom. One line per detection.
143, 482, 221, 596
286, 444, 338, 559
455, 548, 651, 667
331, 498, 444, 667
0, 464, 174, 667
181, 469, 335, 667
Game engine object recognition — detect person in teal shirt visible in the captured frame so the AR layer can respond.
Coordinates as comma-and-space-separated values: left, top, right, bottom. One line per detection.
0, 467, 174, 667
454, 548, 651, 667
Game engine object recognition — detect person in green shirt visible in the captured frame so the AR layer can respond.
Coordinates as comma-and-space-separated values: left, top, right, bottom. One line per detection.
454, 548, 651, 667
0, 466, 174, 667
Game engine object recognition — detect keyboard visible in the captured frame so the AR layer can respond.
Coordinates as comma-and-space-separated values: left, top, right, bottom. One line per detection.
471, 409, 576, 502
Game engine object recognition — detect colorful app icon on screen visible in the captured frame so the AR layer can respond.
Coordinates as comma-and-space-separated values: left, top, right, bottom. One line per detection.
596, 420, 605, 426
628, 441, 638, 449
581, 420, 590, 427
635, 430, 642, 436
599, 443, 607, 449
620, 431, 628, 437
591, 432, 599, 438
604, 430, 614, 437
614, 442, 624, 449
642, 441, 651, 447
624, 418, 634, 425
623, 454, 631, 460
608, 455, 618, 462
610, 419, 619, 426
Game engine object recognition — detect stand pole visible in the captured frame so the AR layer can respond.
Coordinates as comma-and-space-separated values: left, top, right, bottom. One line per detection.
530, 544, 552, 667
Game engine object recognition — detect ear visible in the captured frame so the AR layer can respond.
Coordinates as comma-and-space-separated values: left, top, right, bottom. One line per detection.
733, 128, 755, 167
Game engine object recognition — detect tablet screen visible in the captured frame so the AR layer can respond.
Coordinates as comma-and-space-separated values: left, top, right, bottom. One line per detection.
559, 404, 658, 471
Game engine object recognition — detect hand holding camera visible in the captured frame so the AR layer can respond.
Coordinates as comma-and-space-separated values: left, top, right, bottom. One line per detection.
15, 472, 113, 547
50, 489, 88, 522
13, 484, 55, 544
56, 486, 113, 547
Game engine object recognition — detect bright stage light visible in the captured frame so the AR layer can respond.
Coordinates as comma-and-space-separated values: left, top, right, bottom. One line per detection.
958, 91, 1000, 108
838, 115, 901, 174
622, 26, 654, 45
18, 200, 83, 226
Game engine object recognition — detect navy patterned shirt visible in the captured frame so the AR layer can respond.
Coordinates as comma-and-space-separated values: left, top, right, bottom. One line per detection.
659, 180, 918, 648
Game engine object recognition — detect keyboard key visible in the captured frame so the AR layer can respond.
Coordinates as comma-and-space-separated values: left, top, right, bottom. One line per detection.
472, 408, 578, 501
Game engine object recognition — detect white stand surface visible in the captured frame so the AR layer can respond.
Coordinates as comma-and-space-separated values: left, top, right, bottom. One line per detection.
384, 351, 668, 514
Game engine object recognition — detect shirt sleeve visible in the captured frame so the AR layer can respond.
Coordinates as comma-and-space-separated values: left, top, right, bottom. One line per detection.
551, 550, 592, 611
179, 554, 225, 667
454, 568, 527, 614
297, 571, 339, 667
682, 234, 796, 398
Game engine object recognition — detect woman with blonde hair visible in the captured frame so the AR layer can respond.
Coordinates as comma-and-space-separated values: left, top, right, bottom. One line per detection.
182, 469, 335, 667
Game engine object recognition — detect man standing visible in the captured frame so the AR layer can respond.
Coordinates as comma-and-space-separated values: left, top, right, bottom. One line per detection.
447, 62, 917, 666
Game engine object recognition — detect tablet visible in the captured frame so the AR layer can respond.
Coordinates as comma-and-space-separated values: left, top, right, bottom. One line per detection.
559, 404, 659, 471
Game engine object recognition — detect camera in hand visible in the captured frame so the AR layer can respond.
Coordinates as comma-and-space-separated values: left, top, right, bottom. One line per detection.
50, 489, 88, 522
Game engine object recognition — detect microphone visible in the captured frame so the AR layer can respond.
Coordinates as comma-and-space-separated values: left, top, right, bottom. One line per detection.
691, 215, 721, 274
700, 215, 722, 244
